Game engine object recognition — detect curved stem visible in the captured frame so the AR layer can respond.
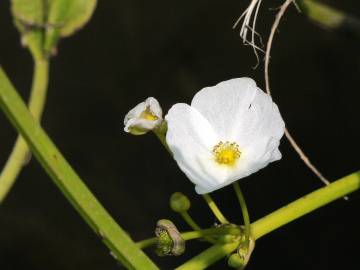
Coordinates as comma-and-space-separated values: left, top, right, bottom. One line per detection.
233, 182, 250, 247
0, 57, 49, 203
202, 194, 229, 224
137, 226, 242, 249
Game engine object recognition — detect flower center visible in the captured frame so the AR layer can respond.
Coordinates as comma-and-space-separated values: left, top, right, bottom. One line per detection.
140, 106, 158, 121
213, 141, 241, 166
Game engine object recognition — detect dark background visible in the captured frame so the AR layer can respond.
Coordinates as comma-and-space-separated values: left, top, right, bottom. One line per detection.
0, 1, 360, 269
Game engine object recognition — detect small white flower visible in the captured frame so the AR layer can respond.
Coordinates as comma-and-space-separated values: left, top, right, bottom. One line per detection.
124, 97, 163, 135
165, 78, 285, 194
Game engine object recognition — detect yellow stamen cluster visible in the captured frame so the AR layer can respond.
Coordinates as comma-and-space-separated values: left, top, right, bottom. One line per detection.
140, 106, 158, 121
213, 141, 241, 166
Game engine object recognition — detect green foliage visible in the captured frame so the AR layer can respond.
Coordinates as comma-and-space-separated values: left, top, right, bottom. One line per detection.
11, 0, 97, 58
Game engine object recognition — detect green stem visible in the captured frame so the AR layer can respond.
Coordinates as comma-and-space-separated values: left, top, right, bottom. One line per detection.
233, 182, 250, 247
177, 171, 360, 269
251, 171, 360, 240
153, 122, 172, 154
175, 242, 240, 270
297, 0, 360, 38
180, 211, 202, 231
202, 194, 229, 224
0, 57, 49, 203
137, 226, 242, 249
180, 211, 217, 244
0, 67, 159, 270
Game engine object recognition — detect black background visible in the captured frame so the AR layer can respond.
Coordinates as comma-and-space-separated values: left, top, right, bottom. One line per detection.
0, 1, 360, 269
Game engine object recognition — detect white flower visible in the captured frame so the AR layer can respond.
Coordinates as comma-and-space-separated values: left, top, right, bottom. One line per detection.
124, 97, 163, 135
165, 78, 285, 194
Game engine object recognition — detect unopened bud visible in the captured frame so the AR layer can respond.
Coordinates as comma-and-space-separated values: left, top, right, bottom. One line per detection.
228, 253, 245, 268
170, 192, 191, 212
124, 97, 163, 135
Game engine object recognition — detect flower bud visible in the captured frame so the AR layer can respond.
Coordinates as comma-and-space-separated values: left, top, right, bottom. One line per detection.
155, 219, 185, 256
228, 253, 245, 268
124, 97, 162, 135
170, 192, 191, 212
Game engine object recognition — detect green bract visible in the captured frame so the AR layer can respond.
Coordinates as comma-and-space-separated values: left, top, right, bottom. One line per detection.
11, 0, 97, 57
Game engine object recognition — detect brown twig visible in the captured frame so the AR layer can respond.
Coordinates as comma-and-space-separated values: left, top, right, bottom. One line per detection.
263, 0, 348, 198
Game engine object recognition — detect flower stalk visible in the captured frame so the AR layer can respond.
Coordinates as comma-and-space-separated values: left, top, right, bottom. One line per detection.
202, 194, 229, 224
233, 182, 250, 249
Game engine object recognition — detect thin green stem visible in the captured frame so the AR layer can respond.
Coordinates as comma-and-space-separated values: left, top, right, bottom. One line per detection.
0, 68, 159, 270
180, 211, 201, 231
153, 125, 171, 153
137, 226, 242, 249
202, 194, 229, 224
177, 171, 360, 269
0, 57, 49, 203
180, 211, 217, 244
233, 181, 250, 247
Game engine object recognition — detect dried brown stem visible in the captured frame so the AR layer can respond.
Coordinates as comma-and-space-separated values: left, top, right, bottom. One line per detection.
263, 0, 346, 197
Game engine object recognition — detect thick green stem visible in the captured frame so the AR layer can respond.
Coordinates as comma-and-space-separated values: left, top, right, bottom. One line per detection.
233, 182, 250, 247
202, 194, 229, 224
251, 171, 360, 240
0, 57, 49, 203
177, 171, 360, 269
175, 242, 240, 270
0, 68, 159, 270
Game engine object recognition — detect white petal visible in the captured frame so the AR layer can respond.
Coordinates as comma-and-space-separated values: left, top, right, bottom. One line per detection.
145, 97, 162, 118
166, 78, 285, 194
123, 101, 146, 126
232, 88, 285, 148
166, 104, 231, 192
123, 97, 163, 135
191, 78, 257, 140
